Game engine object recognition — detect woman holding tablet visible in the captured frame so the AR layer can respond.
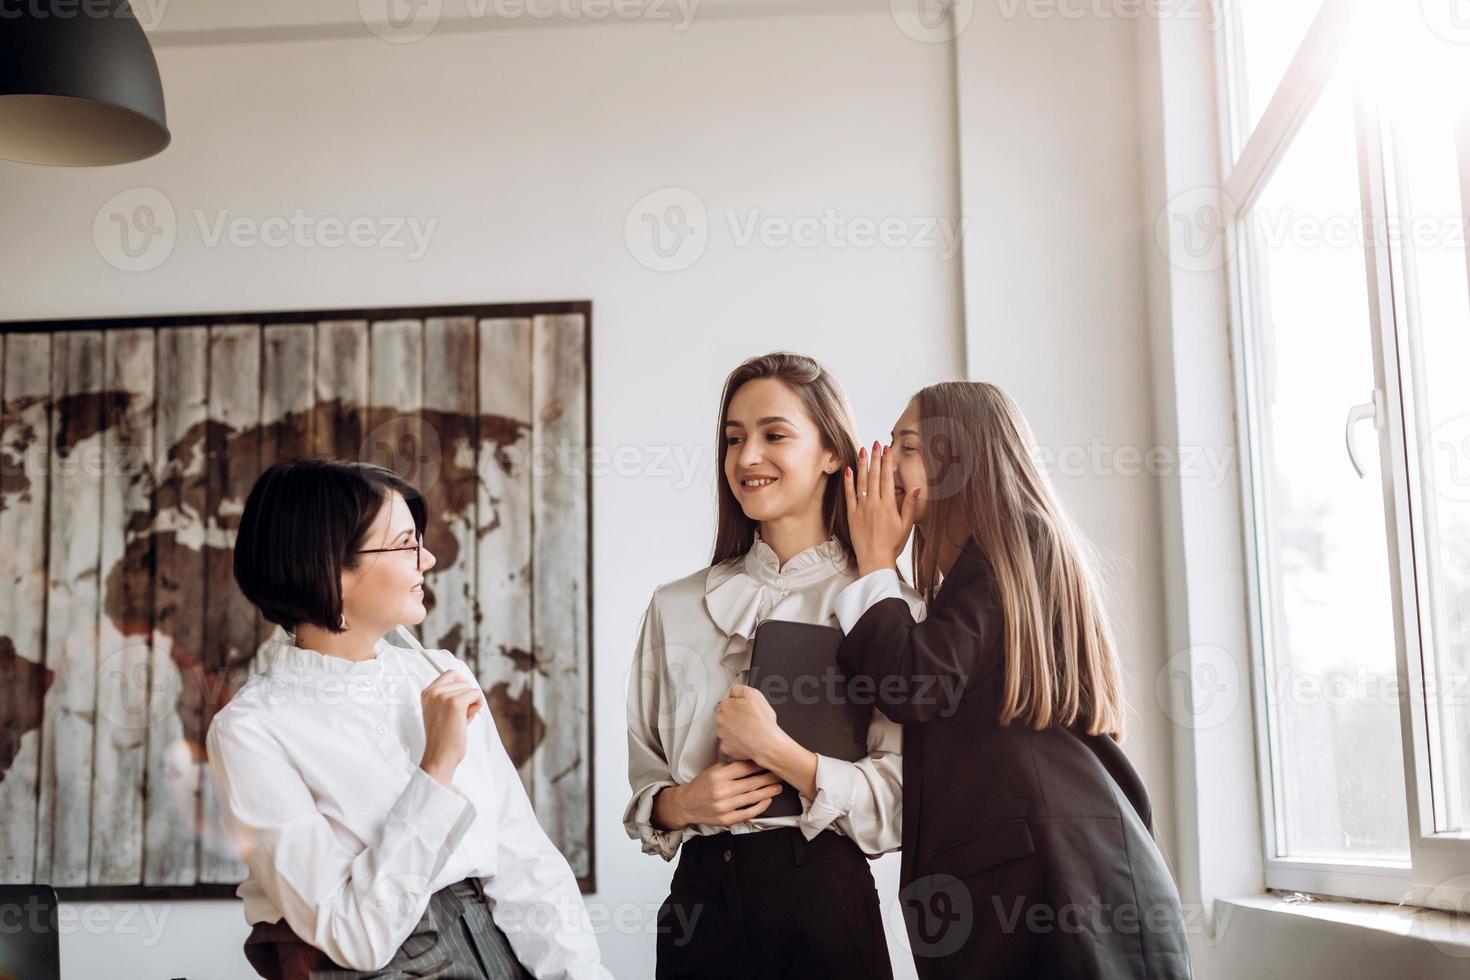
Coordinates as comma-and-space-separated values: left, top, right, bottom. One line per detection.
834, 382, 1192, 979
624, 352, 922, 979
211, 458, 609, 979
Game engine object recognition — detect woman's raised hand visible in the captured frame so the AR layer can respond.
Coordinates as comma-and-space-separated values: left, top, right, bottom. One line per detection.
419, 668, 485, 788
844, 441, 920, 578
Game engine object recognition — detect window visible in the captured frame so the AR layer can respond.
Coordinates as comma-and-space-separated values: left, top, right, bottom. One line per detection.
1219, 0, 1470, 909
1222, 0, 1328, 150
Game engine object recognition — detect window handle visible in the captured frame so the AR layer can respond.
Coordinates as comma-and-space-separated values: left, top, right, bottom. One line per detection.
1345, 390, 1385, 478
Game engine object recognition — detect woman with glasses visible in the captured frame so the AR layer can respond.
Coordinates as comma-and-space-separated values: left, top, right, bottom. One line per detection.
209, 457, 609, 980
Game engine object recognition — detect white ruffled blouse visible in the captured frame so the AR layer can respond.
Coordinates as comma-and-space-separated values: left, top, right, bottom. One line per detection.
206, 626, 609, 978
623, 533, 924, 861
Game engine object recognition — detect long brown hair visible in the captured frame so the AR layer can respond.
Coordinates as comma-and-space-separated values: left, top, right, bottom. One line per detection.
910, 382, 1126, 740
710, 353, 860, 567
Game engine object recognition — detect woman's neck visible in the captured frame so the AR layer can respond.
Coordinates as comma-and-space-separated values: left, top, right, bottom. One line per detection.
932, 515, 973, 579
293, 622, 381, 663
758, 510, 830, 570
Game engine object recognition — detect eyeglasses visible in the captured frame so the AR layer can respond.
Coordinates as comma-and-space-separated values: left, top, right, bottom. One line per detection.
357, 538, 423, 569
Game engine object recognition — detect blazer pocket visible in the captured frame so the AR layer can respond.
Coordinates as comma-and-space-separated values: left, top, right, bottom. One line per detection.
931, 817, 1036, 878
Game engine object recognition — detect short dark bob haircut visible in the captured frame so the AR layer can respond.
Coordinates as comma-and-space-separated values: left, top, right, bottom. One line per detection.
233, 458, 427, 635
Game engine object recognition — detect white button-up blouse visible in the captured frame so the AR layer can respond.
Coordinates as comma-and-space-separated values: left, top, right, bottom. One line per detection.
623, 534, 924, 862
206, 626, 610, 978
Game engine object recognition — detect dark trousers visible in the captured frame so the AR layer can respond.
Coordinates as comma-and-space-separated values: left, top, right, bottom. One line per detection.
243, 877, 532, 980
656, 828, 895, 980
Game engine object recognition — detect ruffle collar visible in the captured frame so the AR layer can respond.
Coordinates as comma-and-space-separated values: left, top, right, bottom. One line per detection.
253, 625, 392, 680
703, 533, 849, 668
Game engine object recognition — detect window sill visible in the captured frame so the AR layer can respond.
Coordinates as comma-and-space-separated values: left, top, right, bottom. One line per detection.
1218, 893, 1470, 958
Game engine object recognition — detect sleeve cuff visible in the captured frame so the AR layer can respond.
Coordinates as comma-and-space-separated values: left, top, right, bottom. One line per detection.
798, 754, 860, 839
624, 782, 694, 862
397, 766, 477, 853
835, 569, 905, 633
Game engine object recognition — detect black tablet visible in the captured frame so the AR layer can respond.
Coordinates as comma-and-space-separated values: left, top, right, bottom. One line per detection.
746, 619, 871, 817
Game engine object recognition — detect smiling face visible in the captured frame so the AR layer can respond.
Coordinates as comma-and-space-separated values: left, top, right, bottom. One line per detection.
891, 399, 933, 527
723, 378, 841, 526
341, 490, 436, 633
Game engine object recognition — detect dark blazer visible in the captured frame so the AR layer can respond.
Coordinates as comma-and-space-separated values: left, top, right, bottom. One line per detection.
837, 537, 1192, 980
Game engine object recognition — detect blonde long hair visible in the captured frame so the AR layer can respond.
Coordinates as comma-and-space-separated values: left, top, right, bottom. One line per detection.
910, 382, 1126, 740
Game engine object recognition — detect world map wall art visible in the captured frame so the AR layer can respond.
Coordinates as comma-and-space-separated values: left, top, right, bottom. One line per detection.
0, 302, 594, 898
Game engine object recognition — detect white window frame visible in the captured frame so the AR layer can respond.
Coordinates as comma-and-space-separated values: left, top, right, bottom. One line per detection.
1214, 0, 1470, 911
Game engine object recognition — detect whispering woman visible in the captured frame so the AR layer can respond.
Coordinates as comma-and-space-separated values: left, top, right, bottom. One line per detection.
836, 382, 1192, 978
209, 458, 610, 979
624, 352, 923, 979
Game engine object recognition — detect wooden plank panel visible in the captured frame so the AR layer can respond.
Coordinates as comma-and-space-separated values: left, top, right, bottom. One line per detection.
35, 331, 106, 887
261, 324, 315, 467
475, 318, 536, 785
90, 328, 155, 884
198, 325, 258, 884
530, 314, 590, 878
367, 318, 424, 470
368, 319, 424, 641
420, 317, 477, 664
259, 324, 316, 653
0, 333, 52, 882
145, 326, 209, 886
312, 320, 368, 461
2, 303, 592, 895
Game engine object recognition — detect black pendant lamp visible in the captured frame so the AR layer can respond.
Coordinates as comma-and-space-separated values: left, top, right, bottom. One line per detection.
0, 0, 170, 166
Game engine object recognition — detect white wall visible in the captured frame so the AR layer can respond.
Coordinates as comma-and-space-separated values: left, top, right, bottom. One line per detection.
0, 10, 965, 979
954, 6, 1176, 858
0, 5, 1201, 979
